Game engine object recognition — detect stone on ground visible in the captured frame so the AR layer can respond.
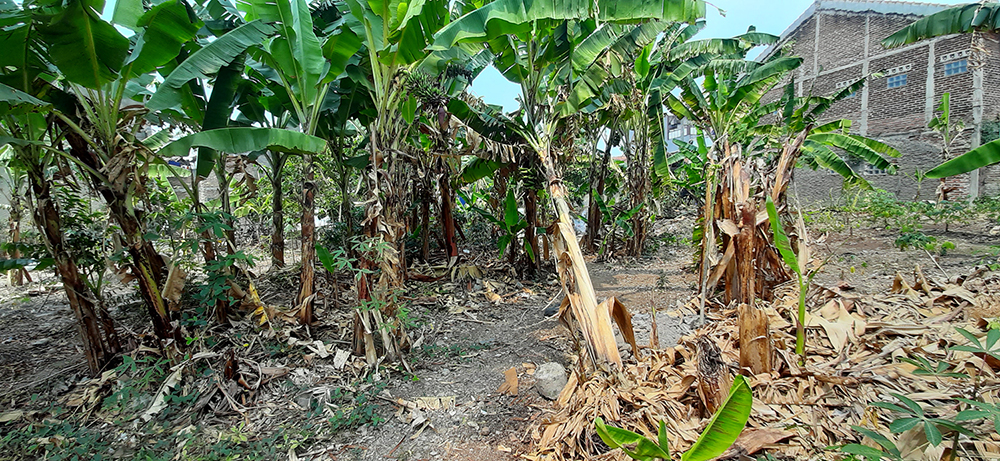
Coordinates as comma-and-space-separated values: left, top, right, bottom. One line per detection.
534, 362, 567, 400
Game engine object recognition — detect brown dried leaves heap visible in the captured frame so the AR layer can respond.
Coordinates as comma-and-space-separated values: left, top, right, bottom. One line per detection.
529, 265, 1000, 460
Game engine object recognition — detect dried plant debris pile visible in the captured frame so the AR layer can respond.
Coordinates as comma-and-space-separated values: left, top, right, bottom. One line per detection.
529, 266, 1000, 460
0, 300, 379, 458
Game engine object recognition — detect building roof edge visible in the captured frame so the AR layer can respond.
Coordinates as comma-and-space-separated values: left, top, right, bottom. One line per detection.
759, 0, 953, 61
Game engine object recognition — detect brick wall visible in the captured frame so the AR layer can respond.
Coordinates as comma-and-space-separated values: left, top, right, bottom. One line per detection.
983, 35, 1000, 119
795, 16, 818, 75
934, 36, 975, 122
818, 13, 867, 71
813, 65, 863, 123
770, 5, 999, 204
868, 14, 918, 57
868, 46, 928, 132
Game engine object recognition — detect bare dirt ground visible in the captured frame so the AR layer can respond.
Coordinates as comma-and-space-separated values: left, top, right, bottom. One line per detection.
0, 213, 995, 460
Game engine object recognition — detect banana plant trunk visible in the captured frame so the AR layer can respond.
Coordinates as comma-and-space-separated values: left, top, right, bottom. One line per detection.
420, 179, 431, 261
297, 153, 316, 325
624, 147, 649, 258
28, 169, 119, 374
524, 189, 540, 273
541, 148, 622, 371
355, 139, 405, 364
583, 140, 613, 253
270, 170, 285, 267
64, 131, 173, 340
7, 197, 26, 286
699, 134, 811, 375
439, 174, 458, 259
735, 197, 771, 375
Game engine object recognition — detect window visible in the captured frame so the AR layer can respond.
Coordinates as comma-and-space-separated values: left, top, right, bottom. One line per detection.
863, 163, 885, 176
944, 59, 968, 76
887, 74, 907, 88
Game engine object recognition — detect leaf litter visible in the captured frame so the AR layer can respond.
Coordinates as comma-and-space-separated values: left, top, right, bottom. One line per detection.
527, 264, 1000, 460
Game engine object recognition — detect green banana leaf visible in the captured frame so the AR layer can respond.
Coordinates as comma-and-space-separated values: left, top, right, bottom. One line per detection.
126, 0, 202, 78
728, 56, 802, 111
447, 98, 526, 145
594, 417, 671, 460
195, 53, 247, 179
35, 0, 130, 89
570, 23, 628, 74
882, 3, 999, 48
460, 157, 501, 184
241, 0, 325, 105
0, 8, 45, 91
111, 0, 145, 30
560, 21, 672, 116
806, 132, 898, 173
681, 374, 753, 461
503, 189, 519, 229
667, 31, 778, 61
925, 138, 1000, 178
0, 82, 51, 115
429, 0, 705, 51
158, 128, 326, 177
321, 25, 363, 83
801, 140, 870, 190
765, 196, 799, 277
147, 20, 277, 112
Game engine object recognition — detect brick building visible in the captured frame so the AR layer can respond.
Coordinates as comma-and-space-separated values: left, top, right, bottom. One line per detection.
764, 0, 1000, 202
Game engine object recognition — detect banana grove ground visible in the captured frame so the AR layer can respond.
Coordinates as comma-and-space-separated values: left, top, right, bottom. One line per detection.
0, 212, 997, 460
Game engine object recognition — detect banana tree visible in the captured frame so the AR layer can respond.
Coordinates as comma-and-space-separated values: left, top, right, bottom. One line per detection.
0, 146, 29, 285
663, 38, 899, 374
333, 0, 482, 363
883, 3, 1000, 180
1, 0, 121, 373
236, 0, 363, 324
0, 0, 204, 343
432, 0, 706, 371
0, 81, 121, 374
604, 20, 707, 257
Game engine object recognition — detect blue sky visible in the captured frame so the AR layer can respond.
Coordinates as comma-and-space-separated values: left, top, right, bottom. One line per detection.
467, 0, 973, 111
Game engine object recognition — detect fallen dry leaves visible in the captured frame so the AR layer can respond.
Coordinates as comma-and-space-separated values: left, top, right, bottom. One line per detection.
527, 265, 1000, 460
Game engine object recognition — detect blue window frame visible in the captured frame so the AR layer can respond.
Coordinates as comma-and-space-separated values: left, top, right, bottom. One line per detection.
944, 59, 968, 76
887, 74, 907, 88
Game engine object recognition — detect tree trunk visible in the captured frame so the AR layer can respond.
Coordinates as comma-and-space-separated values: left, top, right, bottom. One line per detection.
270, 170, 285, 267
297, 153, 316, 325
541, 149, 621, 371
439, 174, 458, 259
524, 189, 540, 273
64, 131, 173, 340
420, 180, 431, 261
28, 171, 118, 375
624, 138, 650, 257
583, 138, 613, 253
735, 198, 771, 375
7, 196, 25, 286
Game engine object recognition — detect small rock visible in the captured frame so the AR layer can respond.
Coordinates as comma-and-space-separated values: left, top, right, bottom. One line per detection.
534, 362, 567, 400
990, 225, 1000, 236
